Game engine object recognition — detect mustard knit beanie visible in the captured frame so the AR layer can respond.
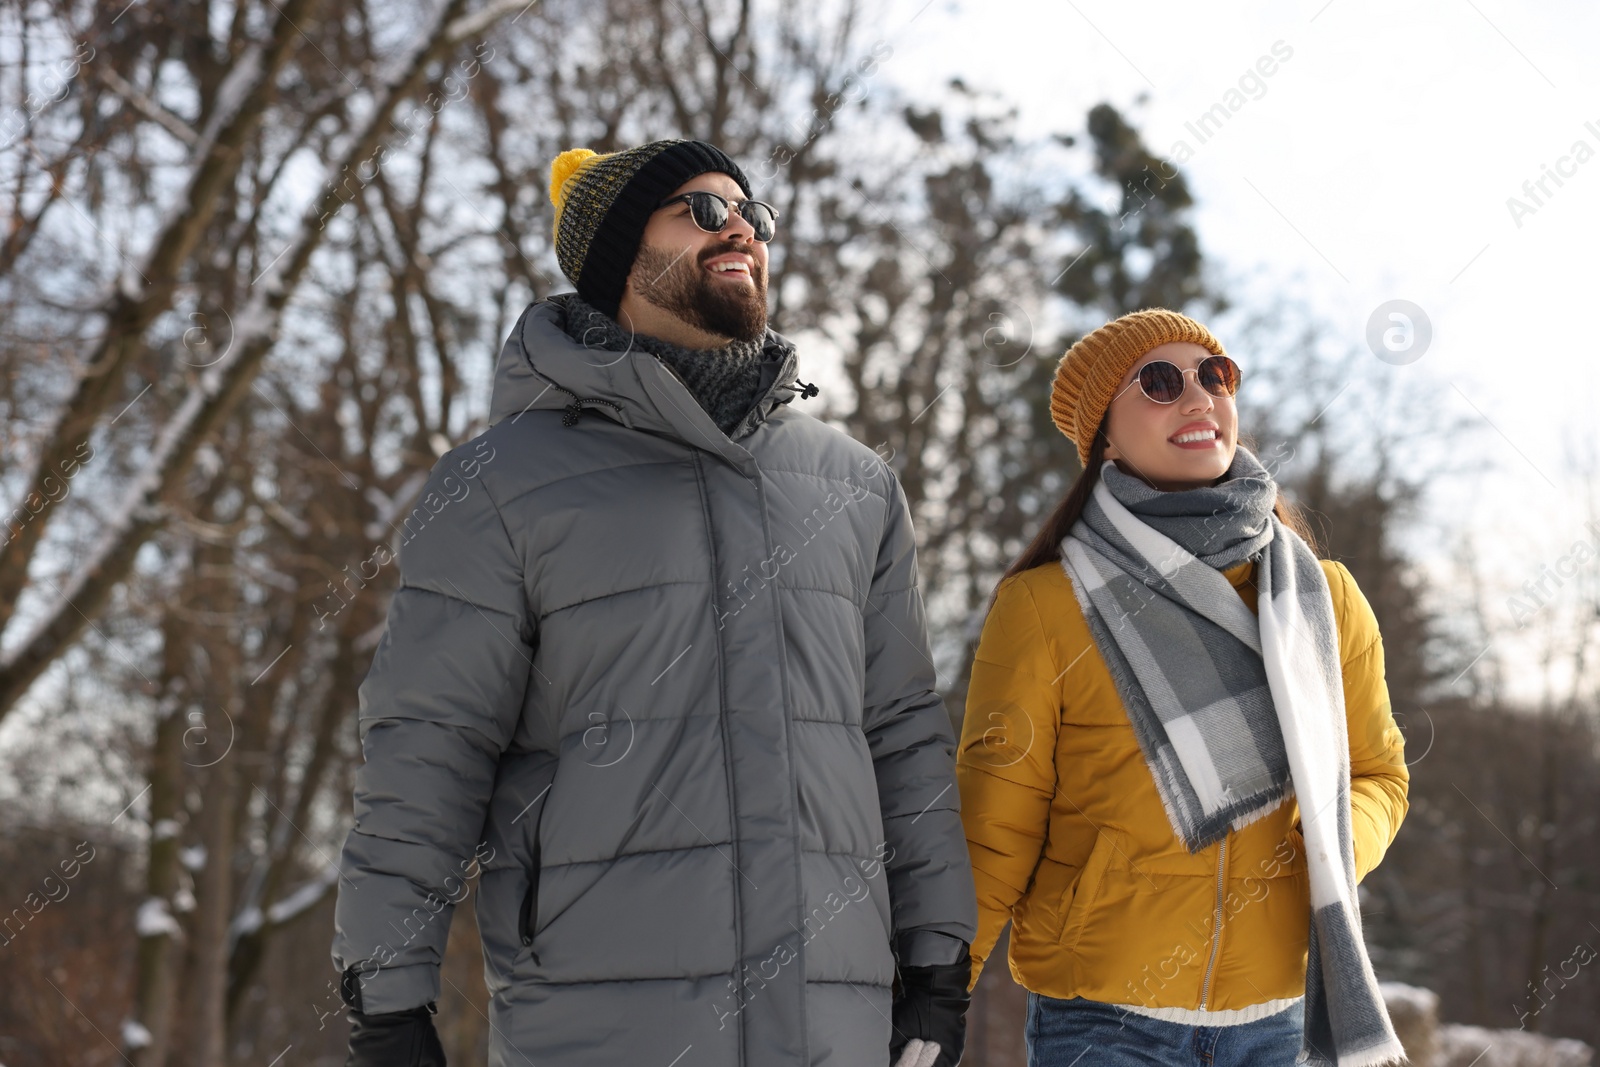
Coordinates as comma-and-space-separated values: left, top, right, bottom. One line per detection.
1049, 309, 1228, 466
548, 139, 752, 319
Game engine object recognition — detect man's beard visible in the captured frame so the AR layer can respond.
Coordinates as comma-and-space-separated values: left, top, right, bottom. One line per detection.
630, 240, 768, 344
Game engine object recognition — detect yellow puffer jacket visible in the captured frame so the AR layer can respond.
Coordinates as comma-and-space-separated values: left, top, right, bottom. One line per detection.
956, 556, 1408, 1013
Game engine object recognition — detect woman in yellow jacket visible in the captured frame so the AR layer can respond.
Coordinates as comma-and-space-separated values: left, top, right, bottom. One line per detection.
957, 310, 1409, 1067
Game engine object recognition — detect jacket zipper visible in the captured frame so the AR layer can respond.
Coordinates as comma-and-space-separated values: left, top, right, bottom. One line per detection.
1198, 837, 1227, 1009
519, 805, 543, 964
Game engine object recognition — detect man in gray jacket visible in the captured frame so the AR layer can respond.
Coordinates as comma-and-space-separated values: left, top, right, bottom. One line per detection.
331, 138, 977, 1067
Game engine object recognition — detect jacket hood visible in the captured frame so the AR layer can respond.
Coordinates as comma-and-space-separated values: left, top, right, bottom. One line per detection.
489, 294, 808, 462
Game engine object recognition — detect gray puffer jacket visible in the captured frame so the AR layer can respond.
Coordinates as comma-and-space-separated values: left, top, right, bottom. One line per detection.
330, 294, 977, 1066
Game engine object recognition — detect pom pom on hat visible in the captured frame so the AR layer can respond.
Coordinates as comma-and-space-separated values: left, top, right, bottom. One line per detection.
549, 148, 598, 212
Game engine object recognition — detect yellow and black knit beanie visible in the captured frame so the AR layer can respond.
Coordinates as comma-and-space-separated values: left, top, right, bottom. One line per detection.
1049, 308, 1227, 466
548, 139, 753, 318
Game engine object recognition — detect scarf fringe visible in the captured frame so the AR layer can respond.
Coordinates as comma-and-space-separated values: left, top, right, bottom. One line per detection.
1226, 786, 1294, 835
1300, 1038, 1410, 1067
1140, 744, 1294, 853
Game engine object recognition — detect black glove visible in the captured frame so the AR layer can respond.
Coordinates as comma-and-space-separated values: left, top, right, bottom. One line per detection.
890, 940, 972, 1067
345, 1003, 447, 1067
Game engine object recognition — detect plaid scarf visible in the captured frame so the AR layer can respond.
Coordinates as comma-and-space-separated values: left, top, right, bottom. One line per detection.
1058, 446, 1404, 1067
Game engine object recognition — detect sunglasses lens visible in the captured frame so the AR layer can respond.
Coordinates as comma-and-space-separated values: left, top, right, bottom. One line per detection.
674, 193, 777, 241
687, 192, 730, 233
1138, 361, 1186, 403
740, 201, 777, 241
1199, 355, 1240, 397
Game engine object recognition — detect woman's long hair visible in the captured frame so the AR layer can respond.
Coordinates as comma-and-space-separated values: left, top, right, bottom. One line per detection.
993, 416, 1321, 611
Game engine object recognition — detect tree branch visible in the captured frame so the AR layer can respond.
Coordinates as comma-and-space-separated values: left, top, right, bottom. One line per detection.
0, 0, 510, 718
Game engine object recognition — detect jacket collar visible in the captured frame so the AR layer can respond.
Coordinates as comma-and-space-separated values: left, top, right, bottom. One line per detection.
1223, 558, 1256, 588
489, 295, 805, 473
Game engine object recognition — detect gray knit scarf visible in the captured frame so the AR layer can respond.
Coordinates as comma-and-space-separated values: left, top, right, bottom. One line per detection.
1058, 446, 1403, 1067
557, 292, 777, 435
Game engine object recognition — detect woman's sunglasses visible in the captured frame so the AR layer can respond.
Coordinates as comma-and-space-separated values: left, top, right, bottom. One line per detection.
657, 191, 780, 242
1117, 355, 1242, 405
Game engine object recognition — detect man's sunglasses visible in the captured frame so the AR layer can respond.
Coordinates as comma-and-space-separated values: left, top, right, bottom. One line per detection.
657, 191, 780, 242
1116, 355, 1242, 404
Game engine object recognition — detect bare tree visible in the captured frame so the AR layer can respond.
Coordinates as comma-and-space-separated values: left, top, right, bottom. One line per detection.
0, 0, 524, 718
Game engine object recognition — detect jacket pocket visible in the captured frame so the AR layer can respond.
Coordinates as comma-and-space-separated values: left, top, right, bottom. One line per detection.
517, 811, 544, 962
1059, 827, 1115, 950
1276, 823, 1308, 877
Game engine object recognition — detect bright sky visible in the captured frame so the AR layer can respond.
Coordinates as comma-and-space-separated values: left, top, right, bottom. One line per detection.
880, 0, 1600, 701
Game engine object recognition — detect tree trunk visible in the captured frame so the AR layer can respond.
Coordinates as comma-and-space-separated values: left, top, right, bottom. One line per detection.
125, 694, 188, 1067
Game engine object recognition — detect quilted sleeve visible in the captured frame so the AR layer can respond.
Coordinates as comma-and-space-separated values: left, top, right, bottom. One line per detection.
860, 466, 979, 957
330, 437, 533, 1013
1329, 560, 1409, 884
955, 573, 1062, 991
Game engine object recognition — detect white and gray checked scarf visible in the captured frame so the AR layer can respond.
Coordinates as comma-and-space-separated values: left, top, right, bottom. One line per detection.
1058, 446, 1404, 1067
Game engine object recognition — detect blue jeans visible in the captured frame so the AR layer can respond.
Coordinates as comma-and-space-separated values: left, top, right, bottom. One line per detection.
1024, 992, 1306, 1066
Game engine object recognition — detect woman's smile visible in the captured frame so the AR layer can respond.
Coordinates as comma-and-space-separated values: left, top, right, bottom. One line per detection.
1169, 421, 1221, 449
